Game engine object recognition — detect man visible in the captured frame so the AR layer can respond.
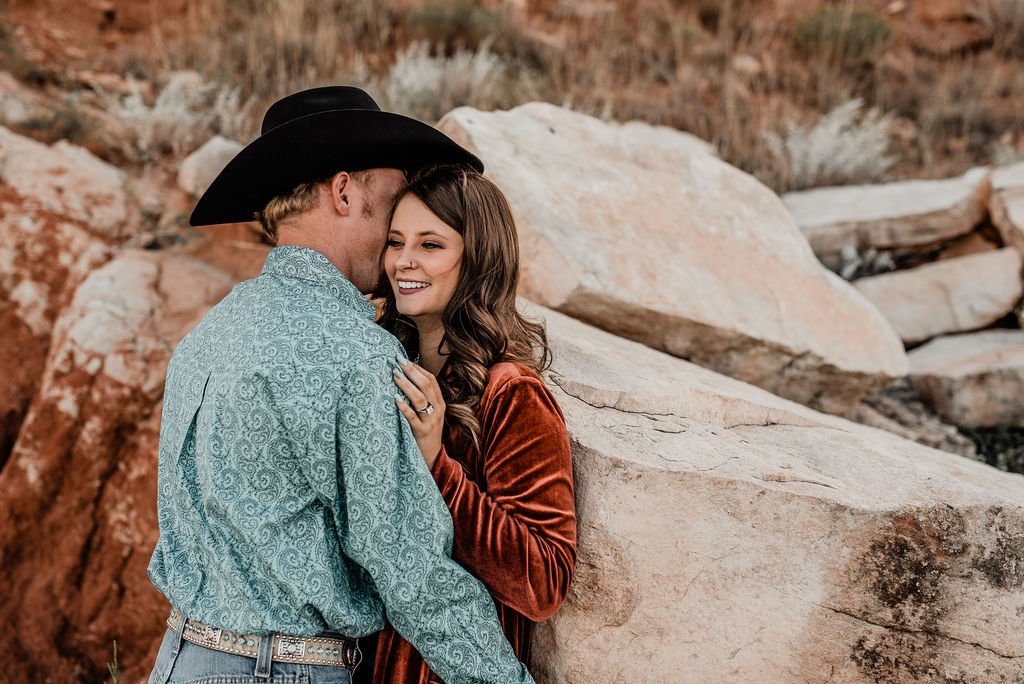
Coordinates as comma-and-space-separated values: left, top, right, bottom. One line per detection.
147, 86, 535, 684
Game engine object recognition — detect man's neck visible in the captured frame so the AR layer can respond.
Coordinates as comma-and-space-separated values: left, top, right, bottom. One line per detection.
276, 212, 354, 283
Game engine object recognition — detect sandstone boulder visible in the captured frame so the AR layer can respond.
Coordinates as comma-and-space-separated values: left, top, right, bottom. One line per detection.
909, 330, 1024, 428
0, 127, 129, 468
0, 71, 49, 126
991, 161, 1024, 258
854, 248, 1023, 345
613, 119, 717, 167
177, 135, 243, 198
783, 168, 990, 264
439, 103, 907, 414
527, 302, 1024, 683
0, 250, 234, 683
0, 126, 130, 239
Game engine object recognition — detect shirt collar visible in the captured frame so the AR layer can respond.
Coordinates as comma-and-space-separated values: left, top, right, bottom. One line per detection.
260, 245, 376, 319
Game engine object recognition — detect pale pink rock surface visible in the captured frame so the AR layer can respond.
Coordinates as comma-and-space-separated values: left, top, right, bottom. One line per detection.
526, 302, 1024, 683
0, 126, 130, 238
439, 103, 907, 415
909, 330, 1024, 428
0, 71, 49, 125
854, 248, 1023, 345
177, 135, 244, 198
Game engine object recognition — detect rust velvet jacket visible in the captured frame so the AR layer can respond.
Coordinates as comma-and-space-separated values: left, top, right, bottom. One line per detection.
371, 361, 577, 683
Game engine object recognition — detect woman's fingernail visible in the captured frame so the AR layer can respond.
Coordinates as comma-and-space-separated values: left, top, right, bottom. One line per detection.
395, 393, 406, 403
393, 367, 405, 378
395, 353, 409, 366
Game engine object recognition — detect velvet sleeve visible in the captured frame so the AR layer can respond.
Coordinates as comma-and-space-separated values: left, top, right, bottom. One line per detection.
430, 374, 577, 622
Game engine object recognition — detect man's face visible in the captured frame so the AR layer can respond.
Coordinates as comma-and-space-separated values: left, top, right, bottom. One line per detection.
349, 168, 407, 293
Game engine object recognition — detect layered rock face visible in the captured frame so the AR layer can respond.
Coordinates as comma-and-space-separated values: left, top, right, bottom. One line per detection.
0, 127, 125, 468
528, 303, 1024, 683
783, 168, 990, 265
909, 330, 1024, 428
439, 103, 908, 414
0, 250, 234, 683
853, 248, 1023, 345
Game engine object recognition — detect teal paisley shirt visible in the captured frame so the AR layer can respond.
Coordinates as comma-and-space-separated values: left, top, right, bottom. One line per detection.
148, 246, 533, 684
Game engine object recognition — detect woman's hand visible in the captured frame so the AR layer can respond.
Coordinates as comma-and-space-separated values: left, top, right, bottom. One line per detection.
393, 356, 446, 469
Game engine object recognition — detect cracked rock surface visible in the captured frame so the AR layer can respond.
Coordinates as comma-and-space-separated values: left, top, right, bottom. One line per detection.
529, 303, 1024, 683
439, 104, 908, 415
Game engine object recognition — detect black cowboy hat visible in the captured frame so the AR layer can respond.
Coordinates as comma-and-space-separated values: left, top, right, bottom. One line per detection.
189, 86, 484, 226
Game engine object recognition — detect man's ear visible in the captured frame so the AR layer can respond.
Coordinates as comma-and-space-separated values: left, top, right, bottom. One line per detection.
329, 171, 353, 217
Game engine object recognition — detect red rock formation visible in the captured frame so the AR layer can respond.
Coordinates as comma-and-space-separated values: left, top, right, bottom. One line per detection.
0, 127, 127, 472
0, 250, 233, 683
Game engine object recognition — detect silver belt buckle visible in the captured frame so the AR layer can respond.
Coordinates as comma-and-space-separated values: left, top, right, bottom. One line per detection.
278, 638, 307, 658
200, 625, 222, 647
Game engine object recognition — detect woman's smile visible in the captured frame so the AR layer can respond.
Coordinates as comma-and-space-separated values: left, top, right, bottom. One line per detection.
397, 279, 431, 295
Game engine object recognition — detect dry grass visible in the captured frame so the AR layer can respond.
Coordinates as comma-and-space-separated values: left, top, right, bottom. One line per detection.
108, 0, 1024, 190
764, 98, 896, 191
971, 0, 1024, 58
165, 0, 404, 138
377, 40, 508, 123
94, 71, 254, 162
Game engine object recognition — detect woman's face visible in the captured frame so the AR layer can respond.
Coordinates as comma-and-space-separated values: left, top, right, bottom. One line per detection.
385, 195, 465, 324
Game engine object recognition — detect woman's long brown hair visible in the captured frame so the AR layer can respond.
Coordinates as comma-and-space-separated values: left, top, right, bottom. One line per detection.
375, 165, 551, 453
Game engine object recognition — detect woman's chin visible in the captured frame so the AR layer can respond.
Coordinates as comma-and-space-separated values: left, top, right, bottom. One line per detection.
398, 308, 445, 328
397, 307, 425, 322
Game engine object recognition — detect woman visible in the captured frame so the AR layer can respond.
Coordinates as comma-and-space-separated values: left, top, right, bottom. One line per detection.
371, 165, 577, 683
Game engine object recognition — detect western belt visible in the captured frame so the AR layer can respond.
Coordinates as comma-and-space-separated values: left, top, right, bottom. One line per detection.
167, 608, 360, 669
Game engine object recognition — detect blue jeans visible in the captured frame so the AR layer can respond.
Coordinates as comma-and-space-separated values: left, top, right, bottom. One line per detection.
148, 623, 356, 684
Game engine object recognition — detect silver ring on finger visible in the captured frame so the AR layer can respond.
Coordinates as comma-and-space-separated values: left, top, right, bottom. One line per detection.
415, 402, 434, 416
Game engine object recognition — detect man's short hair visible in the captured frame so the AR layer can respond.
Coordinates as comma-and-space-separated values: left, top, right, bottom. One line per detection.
256, 170, 374, 244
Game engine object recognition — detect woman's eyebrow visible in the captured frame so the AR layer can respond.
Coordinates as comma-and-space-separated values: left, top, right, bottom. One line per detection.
390, 228, 447, 238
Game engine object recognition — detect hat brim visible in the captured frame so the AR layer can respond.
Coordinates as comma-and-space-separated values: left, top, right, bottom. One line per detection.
189, 110, 484, 226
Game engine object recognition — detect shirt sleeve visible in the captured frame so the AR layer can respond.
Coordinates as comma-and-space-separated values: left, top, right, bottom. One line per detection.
430, 374, 577, 621
333, 352, 534, 684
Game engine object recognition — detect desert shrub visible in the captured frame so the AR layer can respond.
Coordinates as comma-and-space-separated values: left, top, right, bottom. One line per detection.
835, 246, 896, 280
960, 426, 1024, 473
18, 105, 92, 145
992, 138, 1024, 165
764, 98, 896, 191
97, 72, 254, 163
379, 40, 507, 123
794, 6, 892, 68
970, 0, 1024, 58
